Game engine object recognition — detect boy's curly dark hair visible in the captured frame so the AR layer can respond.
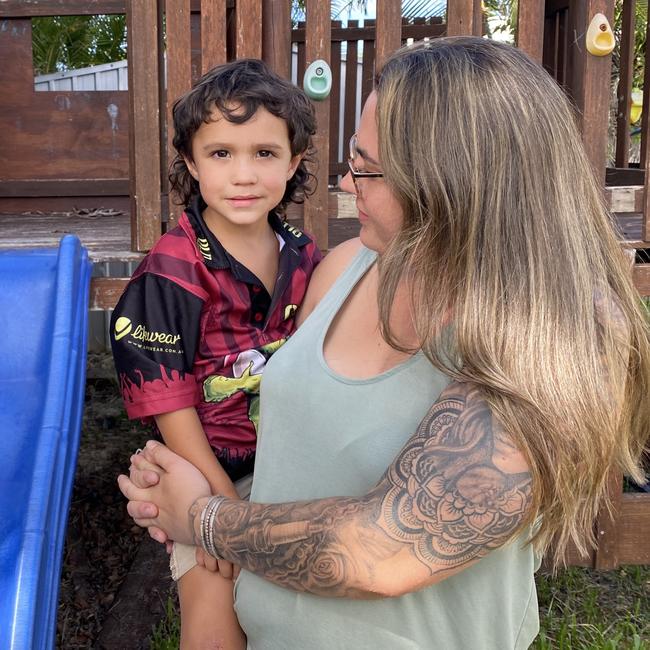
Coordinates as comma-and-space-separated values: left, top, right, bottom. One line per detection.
169, 59, 317, 214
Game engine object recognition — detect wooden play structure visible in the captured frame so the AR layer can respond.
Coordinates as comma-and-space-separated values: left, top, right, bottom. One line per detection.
0, 0, 648, 568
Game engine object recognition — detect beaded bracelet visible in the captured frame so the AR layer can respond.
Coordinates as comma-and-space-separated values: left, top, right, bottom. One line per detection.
200, 496, 225, 559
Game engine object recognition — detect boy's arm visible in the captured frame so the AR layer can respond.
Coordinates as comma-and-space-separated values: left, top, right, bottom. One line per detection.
154, 407, 238, 498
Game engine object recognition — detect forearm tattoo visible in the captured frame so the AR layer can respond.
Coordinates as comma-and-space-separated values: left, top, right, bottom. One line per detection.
193, 383, 533, 597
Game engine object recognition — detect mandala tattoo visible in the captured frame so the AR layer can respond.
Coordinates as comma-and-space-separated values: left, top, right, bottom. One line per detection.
377, 388, 533, 571
196, 382, 533, 597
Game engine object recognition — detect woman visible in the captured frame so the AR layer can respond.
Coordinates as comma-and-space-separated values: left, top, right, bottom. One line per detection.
119, 38, 650, 649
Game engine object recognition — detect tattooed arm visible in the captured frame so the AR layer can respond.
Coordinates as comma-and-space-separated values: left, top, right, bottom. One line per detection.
121, 382, 533, 598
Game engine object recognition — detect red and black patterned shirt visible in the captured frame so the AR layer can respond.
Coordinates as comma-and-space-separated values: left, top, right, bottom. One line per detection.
110, 197, 321, 478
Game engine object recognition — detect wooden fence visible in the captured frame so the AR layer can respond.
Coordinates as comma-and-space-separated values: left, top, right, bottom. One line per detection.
0, 0, 648, 568
109, 0, 650, 569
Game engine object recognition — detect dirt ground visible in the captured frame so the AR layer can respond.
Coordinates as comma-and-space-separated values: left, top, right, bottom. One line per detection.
56, 353, 172, 649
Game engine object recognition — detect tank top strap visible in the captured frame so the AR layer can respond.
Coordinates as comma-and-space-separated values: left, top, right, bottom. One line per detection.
307, 245, 377, 325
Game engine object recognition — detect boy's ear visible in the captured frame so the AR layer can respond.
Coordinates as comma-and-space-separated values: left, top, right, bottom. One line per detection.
286, 152, 304, 181
184, 156, 199, 181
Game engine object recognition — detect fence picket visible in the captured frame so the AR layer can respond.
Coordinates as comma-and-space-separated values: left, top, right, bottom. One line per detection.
361, 20, 376, 108
343, 21, 359, 180
164, 0, 192, 228
517, 0, 545, 63
615, 0, 636, 168
236, 0, 263, 58
128, 0, 162, 250
201, 0, 227, 73
570, 0, 615, 183
262, 0, 292, 78
644, 3, 650, 243
304, 0, 331, 250
329, 22, 343, 186
446, 0, 479, 36
376, 0, 401, 69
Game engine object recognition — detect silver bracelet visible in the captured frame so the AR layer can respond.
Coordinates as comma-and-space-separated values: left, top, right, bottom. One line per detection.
200, 496, 226, 559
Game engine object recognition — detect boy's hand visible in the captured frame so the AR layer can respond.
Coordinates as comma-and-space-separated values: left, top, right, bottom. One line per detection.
195, 547, 239, 580
118, 440, 211, 545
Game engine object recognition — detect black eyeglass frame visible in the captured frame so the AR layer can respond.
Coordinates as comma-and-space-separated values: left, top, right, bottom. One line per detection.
347, 133, 384, 184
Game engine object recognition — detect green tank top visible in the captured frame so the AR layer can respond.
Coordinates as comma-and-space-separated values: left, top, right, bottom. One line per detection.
234, 246, 539, 649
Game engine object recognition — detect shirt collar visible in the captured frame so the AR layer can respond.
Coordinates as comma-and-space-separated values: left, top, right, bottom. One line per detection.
183, 195, 313, 270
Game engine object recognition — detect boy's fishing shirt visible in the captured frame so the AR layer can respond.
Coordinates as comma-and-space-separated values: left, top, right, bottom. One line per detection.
110, 197, 321, 477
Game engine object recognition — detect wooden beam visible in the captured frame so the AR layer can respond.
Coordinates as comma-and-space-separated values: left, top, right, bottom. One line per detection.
304, 0, 331, 250
201, 0, 227, 73
328, 22, 342, 183
361, 20, 376, 106
0, 0, 126, 17
633, 264, 650, 295
516, 0, 545, 63
570, 0, 615, 184
0, 179, 128, 197
641, 11, 650, 168
594, 471, 623, 570
642, 3, 650, 240
165, 0, 192, 228
606, 185, 644, 213
90, 277, 129, 310
292, 22, 445, 44
615, 0, 636, 168
376, 0, 401, 70
262, 0, 292, 78
446, 0, 480, 36
236, 0, 263, 59
617, 494, 650, 564
127, 0, 162, 252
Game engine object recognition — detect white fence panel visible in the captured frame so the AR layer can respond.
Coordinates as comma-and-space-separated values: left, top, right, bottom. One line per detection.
35, 60, 128, 91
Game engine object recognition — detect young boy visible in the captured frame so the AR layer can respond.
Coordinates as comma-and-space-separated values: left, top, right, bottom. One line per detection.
110, 59, 321, 649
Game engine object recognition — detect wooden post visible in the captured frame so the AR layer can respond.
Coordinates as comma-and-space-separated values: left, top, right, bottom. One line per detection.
615, 0, 636, 168
517, 0, 545, 63
236, 0, 263, 59
329, 21, 342, 185
343, 21, 358, 163
376, 0, 401, 69
641, 5, 650, 241
361, 20, 376, 106
262, 0, 292, 78
304, 0, 331, 250
570, 0, 615, 184
164, 0, 192, 229
202, 0, 228, 73
594, 472, 623, 570
128, 0, 162, 251
447, 0, 480, 36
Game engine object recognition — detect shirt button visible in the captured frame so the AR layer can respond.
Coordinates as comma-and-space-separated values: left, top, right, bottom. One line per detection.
254, 312, 264, 322
252, 286, 261, 293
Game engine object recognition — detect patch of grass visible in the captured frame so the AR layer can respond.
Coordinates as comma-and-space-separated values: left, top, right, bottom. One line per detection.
149, 596, 180, 650
149, 567, 650, 649
533, 566, 650, 649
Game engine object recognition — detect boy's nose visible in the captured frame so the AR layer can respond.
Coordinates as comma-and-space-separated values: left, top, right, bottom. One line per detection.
231, 160, 257, 184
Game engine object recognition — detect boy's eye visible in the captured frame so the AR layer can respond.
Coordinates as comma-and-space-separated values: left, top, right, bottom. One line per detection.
258, 150, 274, 158
212, 150, 229, 158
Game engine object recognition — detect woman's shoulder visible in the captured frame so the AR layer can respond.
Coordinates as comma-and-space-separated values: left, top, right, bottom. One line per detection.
296, 237, 364, 326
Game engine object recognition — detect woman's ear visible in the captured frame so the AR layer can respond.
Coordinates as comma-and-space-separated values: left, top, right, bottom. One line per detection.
286, 152, 304, 181
184, 156, 199, 181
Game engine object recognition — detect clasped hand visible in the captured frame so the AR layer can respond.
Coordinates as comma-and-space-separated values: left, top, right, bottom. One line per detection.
118, 441, 239, 578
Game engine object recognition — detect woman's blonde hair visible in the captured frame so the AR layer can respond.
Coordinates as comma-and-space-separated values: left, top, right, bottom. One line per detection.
375, 37, 650, 567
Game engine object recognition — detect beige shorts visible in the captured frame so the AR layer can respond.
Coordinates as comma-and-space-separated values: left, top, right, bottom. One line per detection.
170, 473, 253, 581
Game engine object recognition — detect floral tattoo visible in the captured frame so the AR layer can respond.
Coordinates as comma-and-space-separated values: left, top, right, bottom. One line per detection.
191, 382, 533, 597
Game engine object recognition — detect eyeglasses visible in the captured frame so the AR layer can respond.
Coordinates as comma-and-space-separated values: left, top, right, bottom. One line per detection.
347, 133, 383, 191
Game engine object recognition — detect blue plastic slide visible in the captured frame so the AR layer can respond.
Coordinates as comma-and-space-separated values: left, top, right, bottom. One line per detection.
0, 236, 91, 650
